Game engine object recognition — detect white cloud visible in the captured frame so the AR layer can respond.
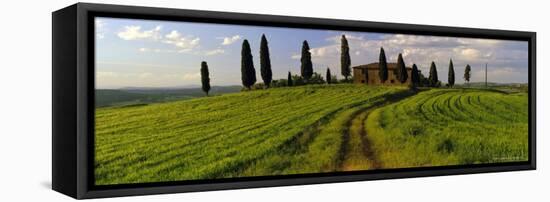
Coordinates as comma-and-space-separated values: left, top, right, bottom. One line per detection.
138, 48, 177, 53
291, 33, 370, 68
220, 35, 241, 45
95, 19, 106, 39
116, 25, 202, 53
291, 45, 339, 59
326, 34, 365, 43
456, 48, 481, 60
311, 46, 339, 58
165, 30, 181, 40
162, 30, 200, 51
96, 19, 105, 29
117, 25, 162, 40
205, 48, 225, 56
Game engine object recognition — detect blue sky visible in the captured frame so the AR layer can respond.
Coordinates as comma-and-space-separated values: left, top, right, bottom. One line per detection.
95, 17, 528, 89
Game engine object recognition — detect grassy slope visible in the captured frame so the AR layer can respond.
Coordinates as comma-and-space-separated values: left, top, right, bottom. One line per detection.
365, 88, 528, 168
95, 84, 408, 185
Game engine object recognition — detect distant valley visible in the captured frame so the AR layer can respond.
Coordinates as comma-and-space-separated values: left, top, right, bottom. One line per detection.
96, 85, 242, 107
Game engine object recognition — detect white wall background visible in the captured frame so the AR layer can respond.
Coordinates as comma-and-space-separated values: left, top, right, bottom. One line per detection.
0, 0, 547, 201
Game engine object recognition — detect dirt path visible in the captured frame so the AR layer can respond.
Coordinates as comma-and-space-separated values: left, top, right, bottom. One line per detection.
340, 107, 381, 171
339, 91, 417, 171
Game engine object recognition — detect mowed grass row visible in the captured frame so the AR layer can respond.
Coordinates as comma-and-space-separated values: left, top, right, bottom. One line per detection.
365, 89, 528, 168
229, 89, 412, 177
232, 101, 374, 177
95, 84, 407, 185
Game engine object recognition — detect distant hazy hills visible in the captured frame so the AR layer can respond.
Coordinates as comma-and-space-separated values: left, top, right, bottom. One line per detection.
96, 85, 241, 107
457, 82, 527, 87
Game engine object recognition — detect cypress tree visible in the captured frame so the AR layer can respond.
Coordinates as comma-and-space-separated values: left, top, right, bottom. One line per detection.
300, 40, 313, 81
396, 53, 408, 83
259, 34, 272, 88
428, 61, 438, 87
340, 35, 351, 81
378, 47, 388, 83
448, 59, 455, 87
287, 71, 293, 86
464, 64, 471, 84
411, 63, 420, 88
326, 68, 332, 84
200, 61, 211, 96
241, 39, 256, 89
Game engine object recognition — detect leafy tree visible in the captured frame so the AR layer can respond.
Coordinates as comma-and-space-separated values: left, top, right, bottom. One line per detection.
396, 53, 408, 83
428, 61, 439, 87
308, 72, 325, 84
411, 63, 420, 88
287, 71, 293, 86
300, 40, 313, 81
200, 61, 211, 96
259, 34, 272, 88
271, 80, 280, 87
464, 64, 471, 84
292, 74, 305, 86
250, 83, 266, 90
448, 59, 455, 87
340, 35, 351, 81
326, 68, 332, 84
241, 39, 256, 89
378, 47, 388, 83
331, 75, 339, 84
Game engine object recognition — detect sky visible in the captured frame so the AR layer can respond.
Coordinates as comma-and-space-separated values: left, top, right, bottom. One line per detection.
95, 17, 529, 89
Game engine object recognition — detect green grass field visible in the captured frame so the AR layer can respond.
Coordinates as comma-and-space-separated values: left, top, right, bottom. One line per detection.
365, 89, 528, 168
95, 85, 528, 185
95, 84, 409, 185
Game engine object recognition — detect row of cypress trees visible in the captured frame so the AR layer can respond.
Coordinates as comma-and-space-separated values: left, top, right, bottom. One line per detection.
201, 34, 350, 95
376, 47, 471, 88
200, 34, 475, 95
240, 35, 275, 89
200, 34, 280, 95
377, 47, 425, 87
242, 35, 345, 89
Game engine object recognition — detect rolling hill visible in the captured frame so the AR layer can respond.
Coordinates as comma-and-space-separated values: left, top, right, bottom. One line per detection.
94, 84, 528, 185
94, 84, 410, 185
365, 89, 528, 168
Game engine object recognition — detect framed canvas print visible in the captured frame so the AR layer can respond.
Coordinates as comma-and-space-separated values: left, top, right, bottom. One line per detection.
52, 3, 536, 199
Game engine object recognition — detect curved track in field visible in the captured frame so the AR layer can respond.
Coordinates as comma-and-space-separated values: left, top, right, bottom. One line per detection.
340, 108, 381, 170
94, 85, 408, 184
96, 85, 527, 184
364, 88, 528, 168
338, 91, 415, 171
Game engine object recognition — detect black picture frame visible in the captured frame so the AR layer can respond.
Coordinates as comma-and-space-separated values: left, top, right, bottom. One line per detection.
52, 3, 536, 199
